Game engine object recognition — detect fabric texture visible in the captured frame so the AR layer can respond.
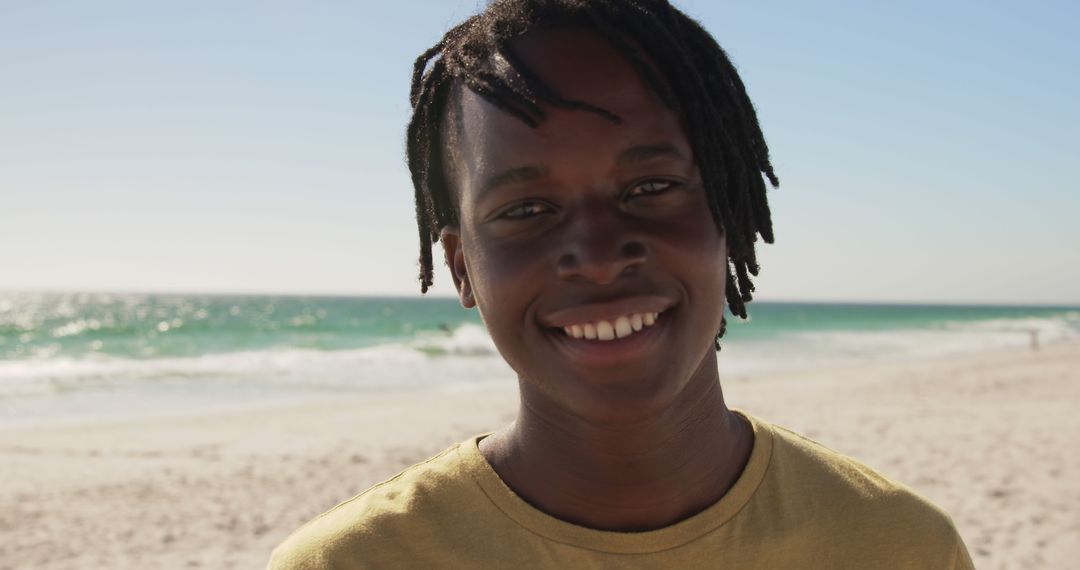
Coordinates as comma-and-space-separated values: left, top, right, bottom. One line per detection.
268, 412, 974, 569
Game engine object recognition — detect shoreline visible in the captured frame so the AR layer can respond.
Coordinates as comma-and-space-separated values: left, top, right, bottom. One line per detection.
2, 342, 1077, 568
3, 334, 1070, 431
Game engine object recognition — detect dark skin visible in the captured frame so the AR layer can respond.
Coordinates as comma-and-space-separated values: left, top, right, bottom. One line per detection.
439, 28, 753, 532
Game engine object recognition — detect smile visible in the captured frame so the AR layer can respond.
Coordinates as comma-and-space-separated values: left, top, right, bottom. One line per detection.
539, 296, 675, 365
561, 312, 661, 341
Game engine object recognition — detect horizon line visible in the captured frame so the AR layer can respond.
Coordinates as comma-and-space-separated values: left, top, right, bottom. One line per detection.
2, 286, 1077, 310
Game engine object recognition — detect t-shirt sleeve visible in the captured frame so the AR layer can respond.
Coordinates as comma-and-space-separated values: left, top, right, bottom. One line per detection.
266, 541, 331, 570
952, 538, 976, 570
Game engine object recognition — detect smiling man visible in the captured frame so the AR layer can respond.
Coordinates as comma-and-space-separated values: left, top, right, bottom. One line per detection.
269, 1, 973, 568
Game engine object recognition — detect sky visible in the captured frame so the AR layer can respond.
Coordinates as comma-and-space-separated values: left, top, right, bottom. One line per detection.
2, 0, 1078, 305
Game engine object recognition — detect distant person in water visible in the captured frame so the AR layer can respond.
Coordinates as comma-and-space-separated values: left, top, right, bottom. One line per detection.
269, 1, 973, 567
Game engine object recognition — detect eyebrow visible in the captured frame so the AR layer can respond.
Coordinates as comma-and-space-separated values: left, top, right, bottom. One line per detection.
616, 143, 688, 166
478, 165, 549, 201
476, 143, 688, 201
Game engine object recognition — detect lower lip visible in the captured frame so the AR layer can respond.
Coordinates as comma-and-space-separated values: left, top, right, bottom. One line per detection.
546, 313, 668, 366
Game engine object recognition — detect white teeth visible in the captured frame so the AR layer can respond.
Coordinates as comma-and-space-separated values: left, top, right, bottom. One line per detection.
561, 311, 664, 341
596, 320, 615, 341
614, 316, 632, 339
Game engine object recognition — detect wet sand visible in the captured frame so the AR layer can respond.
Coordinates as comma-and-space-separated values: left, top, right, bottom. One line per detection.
2, 342, 1077, 569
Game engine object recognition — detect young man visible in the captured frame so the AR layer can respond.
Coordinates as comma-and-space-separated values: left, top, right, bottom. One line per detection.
270, 1, 973, 567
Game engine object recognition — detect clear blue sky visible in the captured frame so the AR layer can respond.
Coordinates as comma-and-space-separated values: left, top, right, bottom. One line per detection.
2, 0, 1077, 305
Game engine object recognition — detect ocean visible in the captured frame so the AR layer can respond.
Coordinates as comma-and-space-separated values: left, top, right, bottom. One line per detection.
2, 291, 1077, 426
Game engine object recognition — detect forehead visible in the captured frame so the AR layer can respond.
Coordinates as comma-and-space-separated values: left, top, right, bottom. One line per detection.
453, 27, 689, 190
508, 27, 661, 114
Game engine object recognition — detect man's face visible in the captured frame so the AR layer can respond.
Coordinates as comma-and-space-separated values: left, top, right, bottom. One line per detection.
441, 28, 728, 422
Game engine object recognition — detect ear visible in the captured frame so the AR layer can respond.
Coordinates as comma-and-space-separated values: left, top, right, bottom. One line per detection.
439, 226, 476, 309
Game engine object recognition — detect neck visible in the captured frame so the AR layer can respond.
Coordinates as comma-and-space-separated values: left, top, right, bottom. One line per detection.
479, 364, 753, 532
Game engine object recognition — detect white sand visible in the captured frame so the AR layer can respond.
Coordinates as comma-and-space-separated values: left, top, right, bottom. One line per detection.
2, 343, 1077, 569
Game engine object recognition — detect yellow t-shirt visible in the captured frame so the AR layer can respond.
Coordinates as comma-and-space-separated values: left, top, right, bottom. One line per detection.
269, 413, 973, 569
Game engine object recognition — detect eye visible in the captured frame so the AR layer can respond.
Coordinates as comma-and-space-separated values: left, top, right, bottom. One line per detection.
497, 201, 551, 220
626, 180, 676, 198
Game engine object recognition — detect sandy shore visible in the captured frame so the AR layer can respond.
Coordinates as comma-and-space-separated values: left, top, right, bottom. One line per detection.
2, 343, 1078, 569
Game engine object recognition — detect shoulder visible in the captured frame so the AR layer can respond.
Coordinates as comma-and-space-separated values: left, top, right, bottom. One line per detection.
267, 440, 482, 570
765, 421, 949, 519
747, 416, 972, 567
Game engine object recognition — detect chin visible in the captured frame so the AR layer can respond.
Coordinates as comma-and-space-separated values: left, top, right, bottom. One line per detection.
535, 363, 696, 425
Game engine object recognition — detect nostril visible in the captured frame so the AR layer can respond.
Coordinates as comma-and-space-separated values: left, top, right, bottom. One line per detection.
556, 253, 577, 275
555, 239, 646, 283
621, 241, 646, 260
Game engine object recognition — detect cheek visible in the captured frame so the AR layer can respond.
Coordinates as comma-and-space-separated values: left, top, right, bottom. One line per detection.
651, 201, 726, 267
463, 234, 557, 378
465, 232, 552, 326
649, 208, 728, 316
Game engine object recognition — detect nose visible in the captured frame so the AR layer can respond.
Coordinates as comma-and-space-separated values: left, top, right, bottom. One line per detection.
555, 206, 647, 285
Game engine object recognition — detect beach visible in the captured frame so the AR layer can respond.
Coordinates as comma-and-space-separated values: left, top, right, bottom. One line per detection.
2, 341, 1077, 569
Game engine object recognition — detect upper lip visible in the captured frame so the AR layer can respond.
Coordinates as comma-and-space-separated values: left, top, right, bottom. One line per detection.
539, 295, 676, 328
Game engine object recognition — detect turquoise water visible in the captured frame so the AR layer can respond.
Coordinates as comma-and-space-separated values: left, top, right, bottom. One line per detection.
1, 293, 481, 361
4, 292, 1077, 362
1, 291, 1077, 424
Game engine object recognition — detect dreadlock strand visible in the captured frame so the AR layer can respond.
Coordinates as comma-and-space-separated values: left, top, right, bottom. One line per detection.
423, 78, 459, 229
411, 43, 445, 107
735, 261, 755, 302
463, 78, 542, 127
726, 264, 748, 319
715, 316, 727, 349
473, 69, 545, 118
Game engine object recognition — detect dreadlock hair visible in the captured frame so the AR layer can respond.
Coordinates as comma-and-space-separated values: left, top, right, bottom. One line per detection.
406, 0, 778, 350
